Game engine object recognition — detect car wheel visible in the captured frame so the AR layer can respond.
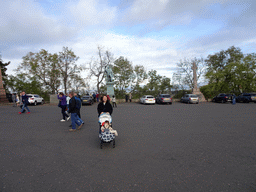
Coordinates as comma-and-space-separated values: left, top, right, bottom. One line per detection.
34, 101, 37, 106
221, 100, 224, 103
187, 101, 189, 104
41, 100, 44, 105
196, 102, 199, 104
170, 102, 172, 105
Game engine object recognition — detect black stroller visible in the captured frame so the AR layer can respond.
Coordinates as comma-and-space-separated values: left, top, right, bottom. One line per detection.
98, 113, 115, 149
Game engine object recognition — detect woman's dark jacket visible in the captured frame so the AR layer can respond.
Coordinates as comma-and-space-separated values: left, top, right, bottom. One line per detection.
97, 101, 113, 116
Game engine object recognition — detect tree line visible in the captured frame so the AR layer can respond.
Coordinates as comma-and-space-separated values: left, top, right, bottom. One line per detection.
1, 46, 255, 101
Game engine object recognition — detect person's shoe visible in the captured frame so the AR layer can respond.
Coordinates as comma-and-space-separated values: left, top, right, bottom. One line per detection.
60, 119, 65, 122
18, 112, 22, 114
69, 129, 76, 132
27, 112, 31, 114
78, 124, 83, 130
69, 125, 72, 127
67, 117, 70, 121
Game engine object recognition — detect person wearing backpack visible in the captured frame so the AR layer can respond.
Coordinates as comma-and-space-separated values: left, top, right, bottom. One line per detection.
67, 92, 84, 132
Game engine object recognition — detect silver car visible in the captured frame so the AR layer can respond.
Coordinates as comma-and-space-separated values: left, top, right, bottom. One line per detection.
181, 94, 199, 104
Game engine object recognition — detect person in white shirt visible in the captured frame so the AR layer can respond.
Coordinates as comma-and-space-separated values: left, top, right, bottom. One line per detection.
112, 95, 117, 108
66, 94, 71, 112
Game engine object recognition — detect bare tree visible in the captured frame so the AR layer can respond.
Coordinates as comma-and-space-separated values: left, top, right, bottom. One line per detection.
176, 57, 206, 89
88, 46, 114, 93
69, 74, 86, 93
58, 47, 82, 94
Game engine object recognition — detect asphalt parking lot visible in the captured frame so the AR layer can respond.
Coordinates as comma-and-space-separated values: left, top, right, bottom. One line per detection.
0, 102, 256, 192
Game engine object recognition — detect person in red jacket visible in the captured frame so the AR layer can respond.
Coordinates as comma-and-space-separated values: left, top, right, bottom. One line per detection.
96, 93, 99, 102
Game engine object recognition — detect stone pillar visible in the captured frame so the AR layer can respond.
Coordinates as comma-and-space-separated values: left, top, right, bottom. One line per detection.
50, 94, 59, 104
0, 67, 8, 103
192, 62, 206, 102
106, 82, 115, 98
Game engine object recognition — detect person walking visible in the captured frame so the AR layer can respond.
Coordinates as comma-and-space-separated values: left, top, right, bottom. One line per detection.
232, 94, 236, 105
129, 93, 132, 102
112, 95, 117, 108
19, 92, 26, 113
68, 92, 83, 132
66, 94, 71, 112
68, 93, 84, 127
16, 94, 20, 107
12, 93, 16, 107
57, 92, 70, 122
125, 94, 128, 102
97, 95, 113, 133
19, 91, 31, 114
93, 93, 96, 102
74, 93, 82, 119
107, 95, 111, 101
96, 93, 99, 102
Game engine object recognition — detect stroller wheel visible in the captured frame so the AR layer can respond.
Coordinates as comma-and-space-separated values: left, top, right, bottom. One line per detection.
113, 139, 115, 148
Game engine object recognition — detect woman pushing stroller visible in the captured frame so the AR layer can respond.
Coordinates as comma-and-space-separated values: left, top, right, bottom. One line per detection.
97, 95, 113, 132
97, 95, 118, 148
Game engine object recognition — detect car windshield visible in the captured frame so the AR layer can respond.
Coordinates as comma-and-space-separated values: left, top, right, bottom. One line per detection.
27, 95, 32, 97
147, 96, 154, 98
190, 95, 197, 97
161, 95, 170, 98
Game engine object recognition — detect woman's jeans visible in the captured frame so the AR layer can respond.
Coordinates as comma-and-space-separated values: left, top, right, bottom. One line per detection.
61, 105, 69, 120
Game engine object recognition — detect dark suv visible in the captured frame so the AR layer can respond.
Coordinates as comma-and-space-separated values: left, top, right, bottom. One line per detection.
236, 93, 256, 103
212, 93, 232, 103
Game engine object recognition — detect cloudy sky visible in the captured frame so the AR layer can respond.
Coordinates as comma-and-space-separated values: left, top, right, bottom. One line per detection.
1, 0, 256, 82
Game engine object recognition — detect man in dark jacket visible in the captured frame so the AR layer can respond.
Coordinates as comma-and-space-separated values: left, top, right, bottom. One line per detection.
68, 92, 83, 132
19, 92, 31, 114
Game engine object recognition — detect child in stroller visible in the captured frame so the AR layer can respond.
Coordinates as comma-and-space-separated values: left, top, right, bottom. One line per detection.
98, 113, 117, 149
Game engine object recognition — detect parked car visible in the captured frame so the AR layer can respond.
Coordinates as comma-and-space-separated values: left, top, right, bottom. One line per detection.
236, 93, 256, 103
27, 94, 44, 105
212, 93, 232, 103
6, 93, 13, 102
140, 95, 155, 105
81, 96, 94, 105
180, 94, 199, 104
155, 94, 172, 104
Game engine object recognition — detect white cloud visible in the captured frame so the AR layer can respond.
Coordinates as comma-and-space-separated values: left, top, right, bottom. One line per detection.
69, 0, 117, 27
0, 0, 75, 59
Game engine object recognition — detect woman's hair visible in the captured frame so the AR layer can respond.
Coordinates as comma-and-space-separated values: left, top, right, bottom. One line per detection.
100, 95, 109, 102
59, 92, 64, 96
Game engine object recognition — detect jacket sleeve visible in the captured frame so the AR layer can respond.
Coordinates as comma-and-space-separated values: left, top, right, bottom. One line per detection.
97, 103, 102, 115
109, 103, 113, 115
